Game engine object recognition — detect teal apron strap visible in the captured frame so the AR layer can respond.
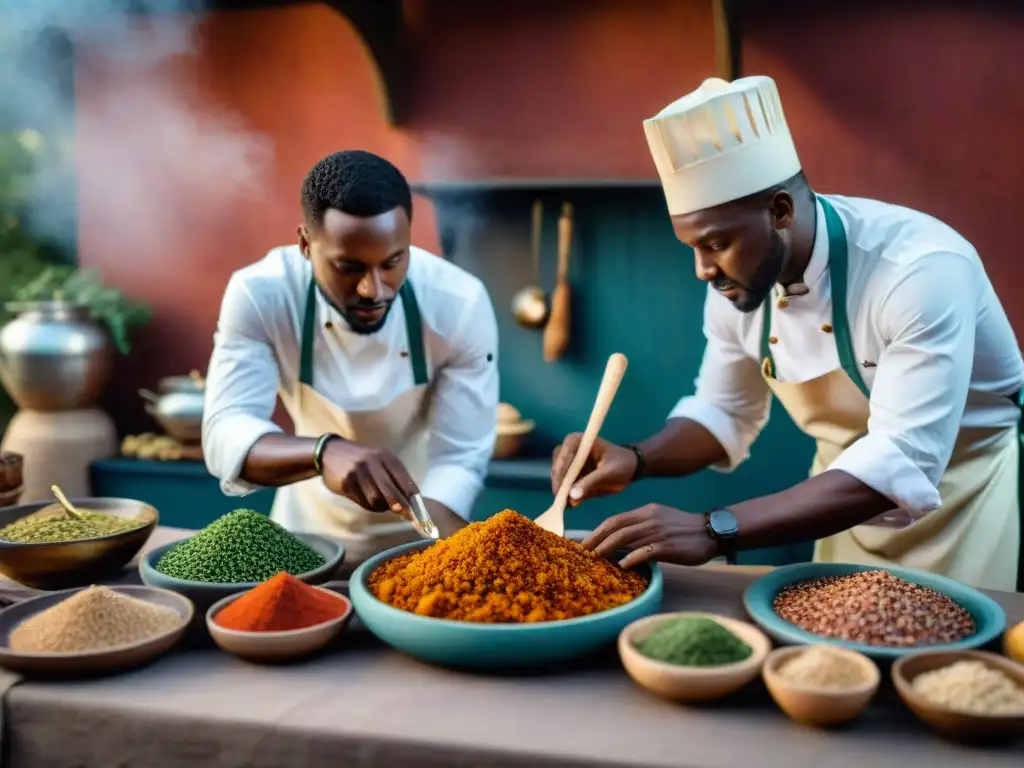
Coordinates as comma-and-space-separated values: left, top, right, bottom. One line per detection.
818, 196, 870, 398
398, 281, 429, 386
298, 277, 429, 389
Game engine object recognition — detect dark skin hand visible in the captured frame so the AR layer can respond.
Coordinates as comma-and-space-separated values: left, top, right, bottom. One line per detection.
241, 434, 467, 538
585, 470, 893, 569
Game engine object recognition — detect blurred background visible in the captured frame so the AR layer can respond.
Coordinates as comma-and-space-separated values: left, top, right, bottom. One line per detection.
1, 0, 1021, 565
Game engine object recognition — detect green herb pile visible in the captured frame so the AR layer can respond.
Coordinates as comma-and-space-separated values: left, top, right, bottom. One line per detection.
0, 511, 146, 543
154, 509, 325, 583
635, 616, 753, 667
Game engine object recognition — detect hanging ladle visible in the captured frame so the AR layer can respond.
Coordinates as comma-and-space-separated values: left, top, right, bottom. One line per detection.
511, 200, 549, 329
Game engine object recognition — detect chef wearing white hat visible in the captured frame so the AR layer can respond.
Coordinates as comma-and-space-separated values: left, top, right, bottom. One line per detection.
553, 76, 1024, 591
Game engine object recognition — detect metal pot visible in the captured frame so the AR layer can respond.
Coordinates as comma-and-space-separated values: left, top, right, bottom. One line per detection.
157, 369, 205, 395
139, 388, 204, 443
0, 301, 114, 412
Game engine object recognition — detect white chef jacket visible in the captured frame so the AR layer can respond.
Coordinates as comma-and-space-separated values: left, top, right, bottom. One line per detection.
672, 194, 1024, 516
202, 245, 499, 520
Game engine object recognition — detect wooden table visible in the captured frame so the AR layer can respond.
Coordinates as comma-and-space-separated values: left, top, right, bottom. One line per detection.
0, 528, 1021, 768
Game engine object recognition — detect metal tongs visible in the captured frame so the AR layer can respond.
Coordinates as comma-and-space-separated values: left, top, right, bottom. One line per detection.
406, 493, 440, 539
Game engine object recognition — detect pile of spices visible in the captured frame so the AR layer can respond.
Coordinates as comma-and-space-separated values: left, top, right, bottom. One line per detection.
369, 510, 647, 623
0, 509, 146, 544
776, 646, 869, 689
214, 572, 348, 632
10, 585, 184, 653
912, 660, 1024, 715
155, 509, 325, 583
635, 616, 752, 667
773, 570, 975, 647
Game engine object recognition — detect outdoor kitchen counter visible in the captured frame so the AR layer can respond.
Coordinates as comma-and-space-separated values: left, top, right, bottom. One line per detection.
0, 528, 1021, 768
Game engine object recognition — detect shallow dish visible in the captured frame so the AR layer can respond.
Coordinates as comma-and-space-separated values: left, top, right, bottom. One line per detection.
349, 539, 663, 669
763, 645, 880, 726
0, 498, 158, 590
743, 562, 1006, 660
206, 586, 353, 664
618, 611, 770, 702
0, 584, 192, 677
139, 534, 345, 615
892, 650, 1024, 743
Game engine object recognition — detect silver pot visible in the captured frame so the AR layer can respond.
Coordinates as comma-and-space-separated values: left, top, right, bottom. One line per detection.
0, 301, 114, 412
139, 388, 204, 443
157, 370, 205, 395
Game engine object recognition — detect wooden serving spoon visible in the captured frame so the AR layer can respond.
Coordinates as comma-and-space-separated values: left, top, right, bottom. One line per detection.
51, 485, 86, 521
534, 353, 629, 536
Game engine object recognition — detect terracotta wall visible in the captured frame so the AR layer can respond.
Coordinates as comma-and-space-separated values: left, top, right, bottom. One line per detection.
74, 0, 1024, 433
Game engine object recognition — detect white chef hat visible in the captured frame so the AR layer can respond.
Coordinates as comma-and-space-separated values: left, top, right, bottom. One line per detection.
643, 76, 801, 216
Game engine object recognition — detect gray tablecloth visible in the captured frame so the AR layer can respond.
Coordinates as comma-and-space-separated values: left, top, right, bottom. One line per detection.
1, 528, 1022, 767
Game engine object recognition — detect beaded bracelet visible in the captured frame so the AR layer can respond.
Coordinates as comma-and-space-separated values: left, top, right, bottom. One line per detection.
312, 433, 338, 475
626, 443, 645, 482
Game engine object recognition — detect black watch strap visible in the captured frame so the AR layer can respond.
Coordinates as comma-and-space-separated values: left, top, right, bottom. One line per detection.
625, 444, 645, 482
704, 507, 740, 554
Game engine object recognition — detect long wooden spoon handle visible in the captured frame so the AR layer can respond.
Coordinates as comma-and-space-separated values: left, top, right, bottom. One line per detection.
51, 485, 85, 520
554, 353, 629, 506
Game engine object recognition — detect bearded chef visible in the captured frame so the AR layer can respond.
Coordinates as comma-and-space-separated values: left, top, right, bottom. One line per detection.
552, 76, 1024, 592
202, 150, 498, 568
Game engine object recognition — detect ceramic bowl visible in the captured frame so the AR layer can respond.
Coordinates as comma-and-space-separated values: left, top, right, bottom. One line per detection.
892, 650, 1024, 743
0, 498, 158, 590
206, 586, 353, 664
349, 539, 663, 669
618, 611, 771, 703
762, 645, 880, 726
0, 585, 192, 677
743, 562, 1006, 660
139, 534, 345, 615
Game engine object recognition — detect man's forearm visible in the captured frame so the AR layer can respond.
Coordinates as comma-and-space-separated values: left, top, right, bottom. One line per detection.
637, 417, 730, 479
729, 470, 895, 551
240, 434, 319, 487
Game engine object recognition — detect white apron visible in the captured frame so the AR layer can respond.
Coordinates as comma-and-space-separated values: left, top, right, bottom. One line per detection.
270, 278, 430, 570
759, 196, 1022, 592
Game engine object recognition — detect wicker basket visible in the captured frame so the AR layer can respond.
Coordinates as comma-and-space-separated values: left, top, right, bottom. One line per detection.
492, 420, 535, 460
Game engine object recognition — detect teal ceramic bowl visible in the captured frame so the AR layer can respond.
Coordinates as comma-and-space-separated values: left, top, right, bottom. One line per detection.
743, 562, 1007, 660
139, 534, 345, 616
350, 540, 663, 669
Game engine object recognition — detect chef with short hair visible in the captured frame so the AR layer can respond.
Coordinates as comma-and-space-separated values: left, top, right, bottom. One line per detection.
202, 150, 499, 568
553, 76, 1024, 591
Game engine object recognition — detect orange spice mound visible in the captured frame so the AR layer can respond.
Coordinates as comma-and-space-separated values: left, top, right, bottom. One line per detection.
368, 510, 648, 623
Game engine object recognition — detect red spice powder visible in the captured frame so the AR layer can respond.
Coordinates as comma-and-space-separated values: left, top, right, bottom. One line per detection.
214, 572, 348, 632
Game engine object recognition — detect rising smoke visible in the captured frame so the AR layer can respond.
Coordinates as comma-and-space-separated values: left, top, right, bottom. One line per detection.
0, 0, 272, 255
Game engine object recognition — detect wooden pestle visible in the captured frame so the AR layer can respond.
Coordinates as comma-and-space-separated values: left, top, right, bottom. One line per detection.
542, 202, 574, 363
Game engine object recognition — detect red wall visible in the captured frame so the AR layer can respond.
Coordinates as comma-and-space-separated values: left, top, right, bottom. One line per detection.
74, 1, 1024, 431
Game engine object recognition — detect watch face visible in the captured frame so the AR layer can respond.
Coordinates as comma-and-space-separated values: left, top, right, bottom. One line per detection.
709, 509, 739, 538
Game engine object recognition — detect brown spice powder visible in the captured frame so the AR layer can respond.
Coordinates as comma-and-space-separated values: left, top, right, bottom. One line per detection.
369, 510, 648, 623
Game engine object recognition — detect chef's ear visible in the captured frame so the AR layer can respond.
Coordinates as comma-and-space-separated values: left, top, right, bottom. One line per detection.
297, 225, 311, 259
768, 191, 796, 231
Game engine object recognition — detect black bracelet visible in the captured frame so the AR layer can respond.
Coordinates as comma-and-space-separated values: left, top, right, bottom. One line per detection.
312, 433, 339, 475
626, 443, 646, 482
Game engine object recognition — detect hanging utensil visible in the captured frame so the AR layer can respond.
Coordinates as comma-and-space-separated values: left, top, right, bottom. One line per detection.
534, 353, 629, 536
511, 200, 548, 329
542, 202, 573, 362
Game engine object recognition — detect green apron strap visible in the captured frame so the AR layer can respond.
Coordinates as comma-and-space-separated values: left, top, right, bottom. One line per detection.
299, 278, 318, 387
760, 293, 775, 378
399, 281, 429, 386
299, 277, 429, 389
818, 196, 870, 398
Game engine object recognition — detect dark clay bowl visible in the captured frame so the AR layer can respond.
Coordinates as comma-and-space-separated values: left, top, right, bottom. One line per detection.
0, 498, 158, 590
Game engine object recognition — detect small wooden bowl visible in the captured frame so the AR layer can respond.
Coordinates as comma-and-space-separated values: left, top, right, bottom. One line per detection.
206, 586, 354, 664
892, 650, 1024, 744
492, 420, 535, 459
618, 611, 771, 703
763, 645, 880, 727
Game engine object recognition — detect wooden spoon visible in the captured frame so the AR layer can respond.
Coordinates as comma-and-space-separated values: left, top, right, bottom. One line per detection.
51, 485, 86, 521
534, 353, 629, 536
542, 202, 573, 362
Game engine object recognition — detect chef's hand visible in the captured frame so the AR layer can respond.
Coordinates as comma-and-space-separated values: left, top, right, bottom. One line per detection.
320, 438, 419, 515
582, 505, 719, 569
551, 434, 637, 506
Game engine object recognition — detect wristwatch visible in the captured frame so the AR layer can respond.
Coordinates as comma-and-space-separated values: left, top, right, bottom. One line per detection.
704, 507, 740, 554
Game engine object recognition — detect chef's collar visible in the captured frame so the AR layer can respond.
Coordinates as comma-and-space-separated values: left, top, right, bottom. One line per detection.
314, 282, 354, 334
777, 196, 828, 297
